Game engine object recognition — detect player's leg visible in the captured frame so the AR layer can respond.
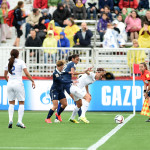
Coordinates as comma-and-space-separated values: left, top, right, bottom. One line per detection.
46, 100, 58, 123
8, 100, 15, 128
70, 99, 82, 123
79, 93, 91, 123
16, 101, 26, 128
146, 96, 150, 122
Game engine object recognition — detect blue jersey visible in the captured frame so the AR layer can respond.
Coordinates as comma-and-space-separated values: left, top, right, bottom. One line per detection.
50, 68, 73, 92
62, 61, 76, 81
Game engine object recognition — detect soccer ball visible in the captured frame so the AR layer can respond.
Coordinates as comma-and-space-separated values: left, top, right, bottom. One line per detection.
114, 115, 124, 124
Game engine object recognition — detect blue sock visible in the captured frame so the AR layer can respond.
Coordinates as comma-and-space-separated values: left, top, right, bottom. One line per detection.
58, 107, 64, 116
74, 102, 82, 117
56, 102, 61, 119
47, 109, 54, 119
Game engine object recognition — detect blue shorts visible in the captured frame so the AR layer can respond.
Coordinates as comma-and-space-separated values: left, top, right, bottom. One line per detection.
50, 90, 66, 101
63, 83, 71, 95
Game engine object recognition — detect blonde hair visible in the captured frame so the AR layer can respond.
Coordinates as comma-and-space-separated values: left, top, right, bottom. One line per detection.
1, 2, 8, 10
132, 39, 138, 44
56, 60, 65, 67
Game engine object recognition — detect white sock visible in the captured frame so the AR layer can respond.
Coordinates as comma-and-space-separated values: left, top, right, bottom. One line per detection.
70, 106, 80, 120
8, 104, 14, 123
81, 100, 90, 118
18, 105, 24, 123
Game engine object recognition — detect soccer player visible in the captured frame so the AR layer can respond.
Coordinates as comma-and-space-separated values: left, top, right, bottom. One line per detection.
4, 49, 35, 129
45, 60, 77, 123
139, 62, 150, 122
55, 54, 85, 122
69, 68, 106, 123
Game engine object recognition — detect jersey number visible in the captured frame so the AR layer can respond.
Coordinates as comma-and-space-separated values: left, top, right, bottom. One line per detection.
11, 66, 15, 75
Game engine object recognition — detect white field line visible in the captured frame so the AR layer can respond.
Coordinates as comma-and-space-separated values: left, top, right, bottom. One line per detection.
87, 114, 135, 150
0, 147, 86, 150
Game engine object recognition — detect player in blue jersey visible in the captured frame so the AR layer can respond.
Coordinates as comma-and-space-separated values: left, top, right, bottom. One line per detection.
54, 54, 85, 123
45, 60, 77, 123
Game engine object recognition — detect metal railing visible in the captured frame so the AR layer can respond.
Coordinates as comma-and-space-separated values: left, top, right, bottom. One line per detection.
0, 47, 149, 77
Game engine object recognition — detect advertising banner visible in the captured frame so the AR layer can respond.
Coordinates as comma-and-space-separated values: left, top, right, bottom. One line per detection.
0, 80, 144, 111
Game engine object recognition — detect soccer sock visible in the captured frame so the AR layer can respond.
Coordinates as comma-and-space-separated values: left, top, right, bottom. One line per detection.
70, 106, 80, 120
47, 109, 54, 119
56, 102, 61, 119
18, 105, 24, 123
58, 107, 65, 116
78, 108, 82, 117
8, 104, 14, 123
81, 100, 90, 118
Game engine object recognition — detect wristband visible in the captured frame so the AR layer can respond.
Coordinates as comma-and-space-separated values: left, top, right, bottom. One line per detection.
144, 90, 147, 93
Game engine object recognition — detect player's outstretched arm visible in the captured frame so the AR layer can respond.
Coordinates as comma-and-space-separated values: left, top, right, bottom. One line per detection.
23, 68, 35, 89
4, 71, 8, 82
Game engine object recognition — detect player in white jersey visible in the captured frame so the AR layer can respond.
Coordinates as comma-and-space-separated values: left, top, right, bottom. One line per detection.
4, 49, 35, 129
69, 68, 106, 123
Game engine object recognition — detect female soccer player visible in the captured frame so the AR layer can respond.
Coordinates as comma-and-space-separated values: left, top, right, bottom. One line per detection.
45, 60, 77, 123
139, 62, 150, 122
69, 68, 106, 123
55, 54, 85, 122
4, 49, 35, 128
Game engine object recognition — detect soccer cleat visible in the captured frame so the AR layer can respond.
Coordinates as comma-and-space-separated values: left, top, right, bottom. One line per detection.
79, 117, 90, 123
45, 118, 52, 123
55, 113, 62, 122
54, 119, 60, 123
8, 121, 13, 128
16, 122, 26, 128
69, 119, 79, 123
145, 118, 150, 122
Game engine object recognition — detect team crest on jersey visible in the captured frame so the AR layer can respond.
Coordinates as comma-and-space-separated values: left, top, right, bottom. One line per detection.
55, 74, 59, 77
146, 74, 149, 78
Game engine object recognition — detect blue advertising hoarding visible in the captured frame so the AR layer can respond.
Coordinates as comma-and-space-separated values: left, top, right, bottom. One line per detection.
0, 80, 144, 111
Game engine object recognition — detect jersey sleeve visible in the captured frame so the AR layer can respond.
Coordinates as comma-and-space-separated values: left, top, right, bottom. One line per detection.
71, 62, 76, 70
21, 60, 27, 69
145, 73, 150, 81
4, 64, 8, 71
89, 72, 96, 79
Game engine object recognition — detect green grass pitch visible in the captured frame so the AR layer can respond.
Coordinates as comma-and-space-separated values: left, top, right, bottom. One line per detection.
0, 111, 149, 150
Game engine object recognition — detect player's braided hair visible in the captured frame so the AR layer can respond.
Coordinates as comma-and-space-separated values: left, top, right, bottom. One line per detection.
8, 49, 19, 74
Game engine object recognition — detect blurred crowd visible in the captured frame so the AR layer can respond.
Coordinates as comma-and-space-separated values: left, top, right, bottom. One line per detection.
0, 0, 150, 66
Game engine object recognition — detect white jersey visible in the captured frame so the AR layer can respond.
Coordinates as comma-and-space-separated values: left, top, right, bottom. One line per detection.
77, 72, 96, 89
4, 58, 27, 83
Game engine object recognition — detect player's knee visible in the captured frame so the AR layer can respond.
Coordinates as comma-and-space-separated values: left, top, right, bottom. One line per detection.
63, 102, 67, 108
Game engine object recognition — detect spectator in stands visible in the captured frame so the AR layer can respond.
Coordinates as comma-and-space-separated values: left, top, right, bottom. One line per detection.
98, 0, 114, 12
127, 39, 146, 71
121, 7, 128, 21
58, 32, 70, 59
25, 8, 42, 38
53, 2, 71, 27
73, 0, 87, 20
25, 29, 42, 60
114, 7, 120, 18
97, 13, 110, 42
0, 2, 11, 43
86, 0, 98, 20
33, 0, 48, 9
113, 20, 127, 42
48, 0, 61, 15
138, 21, 150, 48
43, 30, 57, 63
119, 0, 138, 10
41, 9, 51, 28
47, 20, 62, 40
113, 0, 120, 7
138, 0, 149, 10
2, 0, 10, 9
13, 1, 28, 47
82, 0, 87, 4
141, 10, 150, 26
74, 22, 93, 47
64, 18, 80, 47
125, 10, 141, 41
63, 0, 75, 13
103, 23, 125, 48
33, 17, 47, 42
103, 5, 113, 21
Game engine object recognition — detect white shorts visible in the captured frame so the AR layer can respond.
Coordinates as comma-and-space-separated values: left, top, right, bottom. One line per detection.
7, 82, 25, 101
70, 85, 86, 101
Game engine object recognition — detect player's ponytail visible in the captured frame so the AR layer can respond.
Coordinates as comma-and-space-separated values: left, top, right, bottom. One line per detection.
140, 62, 148, 70
8, 49, 19, 74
